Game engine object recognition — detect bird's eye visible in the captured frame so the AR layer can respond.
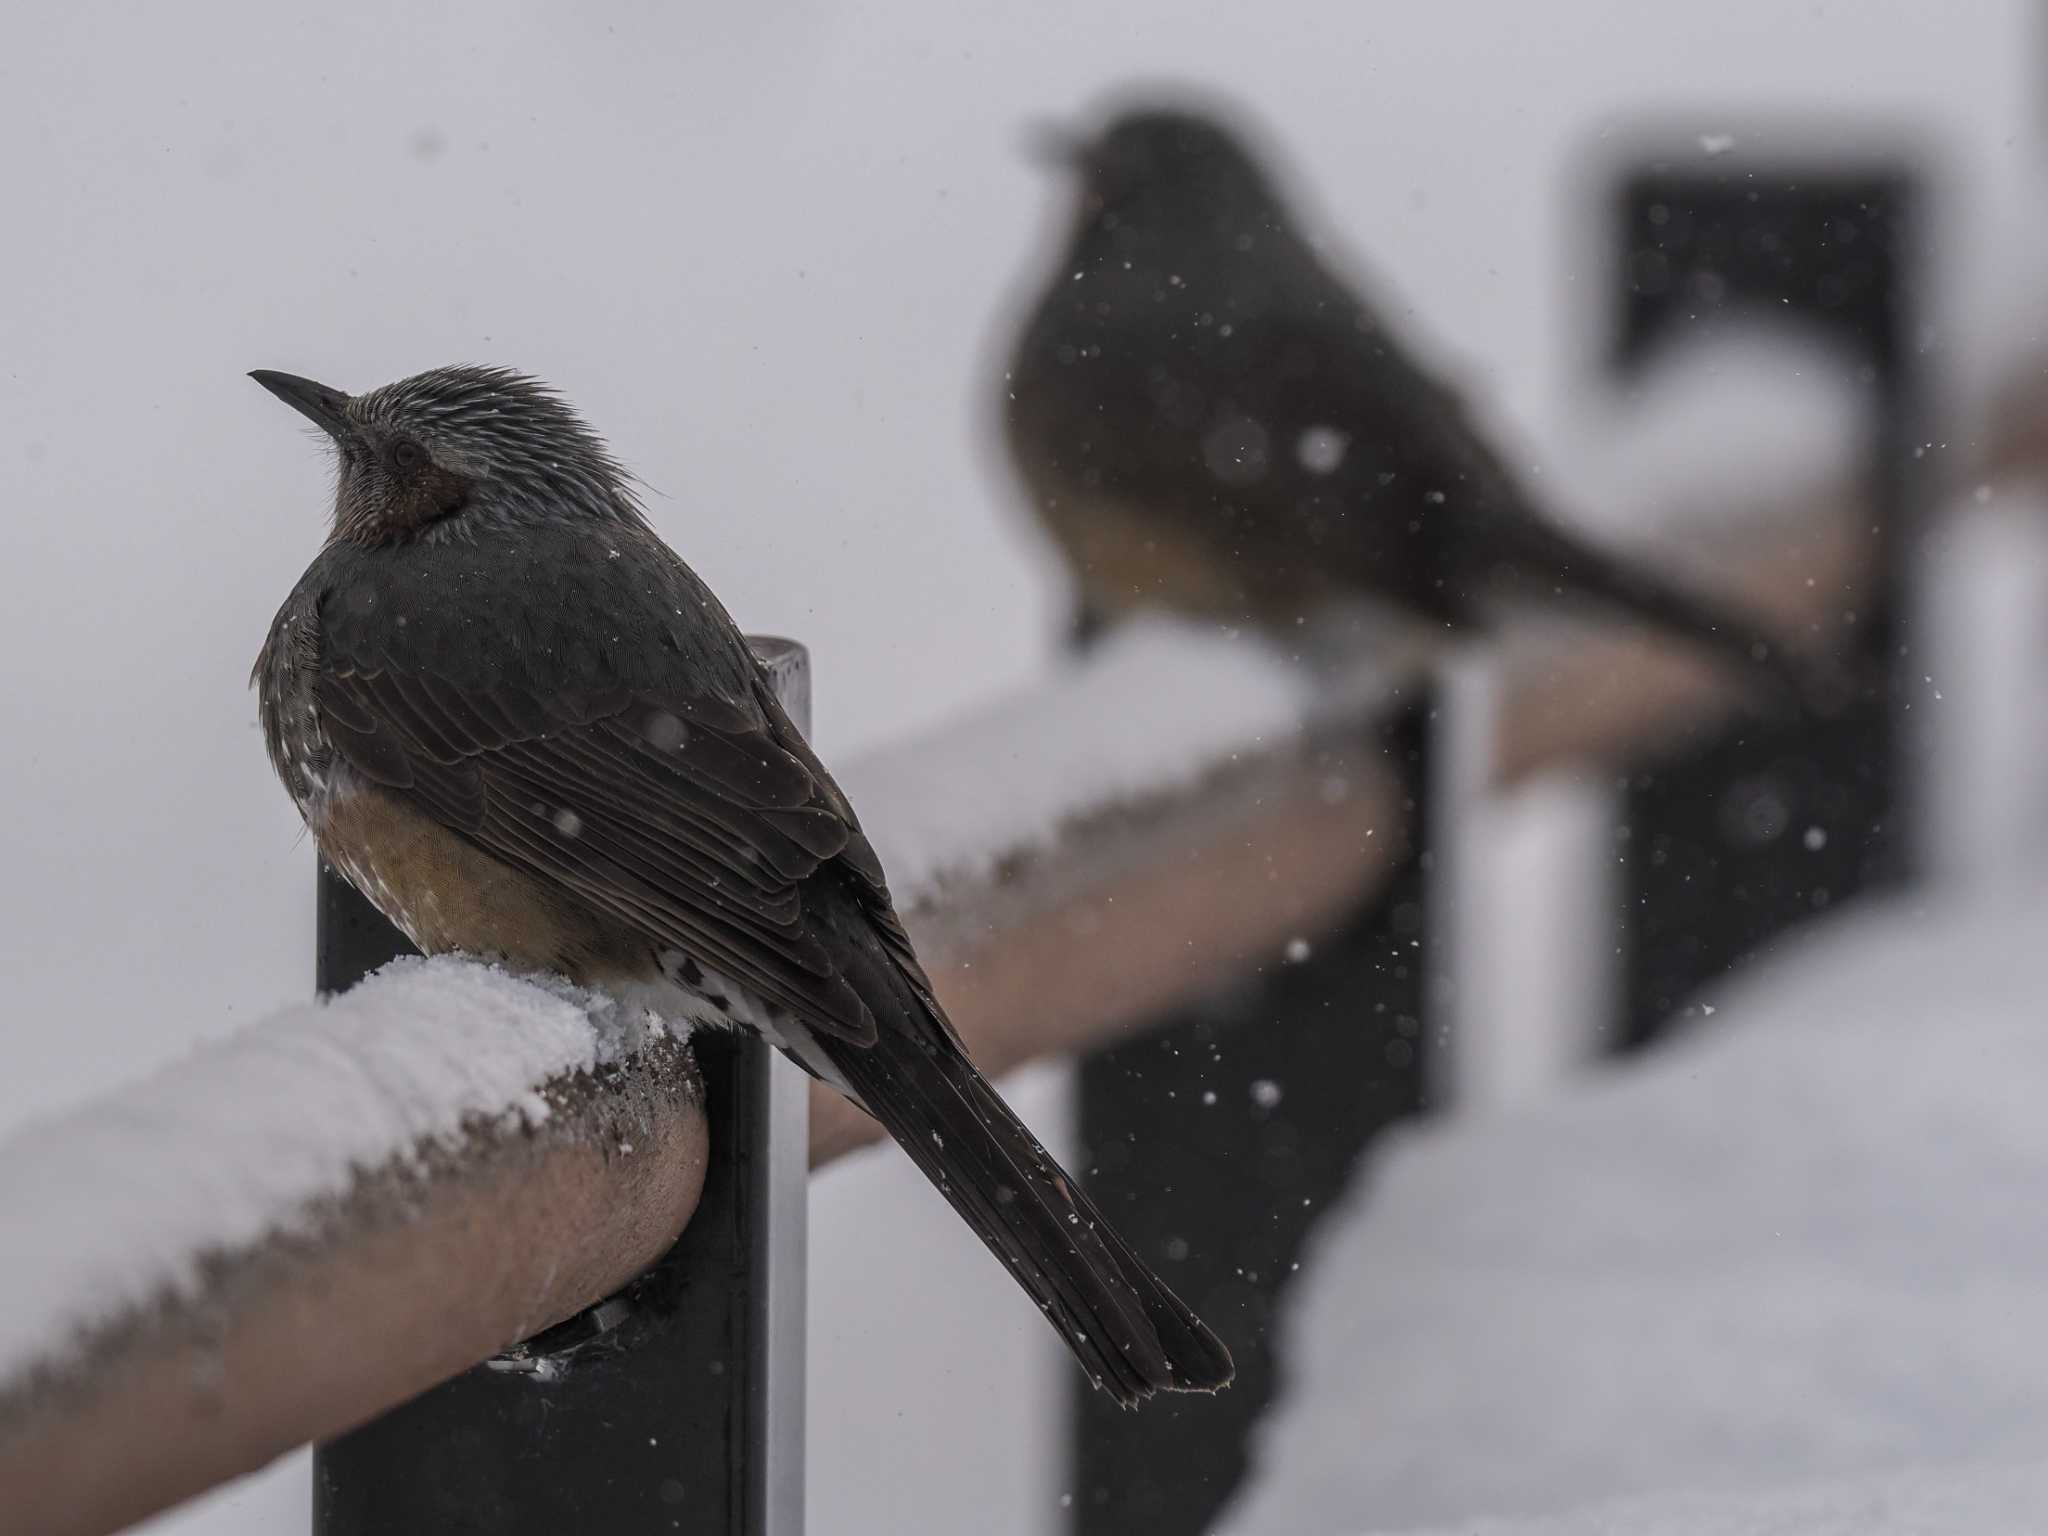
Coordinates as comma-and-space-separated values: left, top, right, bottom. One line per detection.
389, 440, 426, 472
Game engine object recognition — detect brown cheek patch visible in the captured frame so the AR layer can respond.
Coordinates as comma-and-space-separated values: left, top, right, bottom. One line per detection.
389, 464, 471, 535
417, 463, 470, 520
335, 465, 474, 544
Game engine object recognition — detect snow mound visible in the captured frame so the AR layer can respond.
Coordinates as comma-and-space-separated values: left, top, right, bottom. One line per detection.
1385, 1457, 2048, 1536
1223, 883, 2048, 1532
1559, 322, 1868, 541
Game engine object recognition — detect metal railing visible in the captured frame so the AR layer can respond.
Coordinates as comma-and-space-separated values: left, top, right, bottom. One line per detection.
0, 472, 1887, 1536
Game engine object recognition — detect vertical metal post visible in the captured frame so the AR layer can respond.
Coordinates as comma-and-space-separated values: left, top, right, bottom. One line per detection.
1607, 161, 1920, 1048
1070, 706, 1432, 1535
310, 638, 810, 1536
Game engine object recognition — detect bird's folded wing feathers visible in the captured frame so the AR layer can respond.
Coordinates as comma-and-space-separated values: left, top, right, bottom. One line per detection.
314, 642, 906, 1047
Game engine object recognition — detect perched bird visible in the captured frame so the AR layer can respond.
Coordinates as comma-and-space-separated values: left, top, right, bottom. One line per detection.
250, 364, 1232, 1405
1005, 105, 1816, 694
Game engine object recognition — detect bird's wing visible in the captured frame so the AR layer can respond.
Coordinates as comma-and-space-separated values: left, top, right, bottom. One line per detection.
1260, 304, 1534, 516
1250, 307, 1815, 686
1053, 293, 1541, 626
310, 567, 918, 1047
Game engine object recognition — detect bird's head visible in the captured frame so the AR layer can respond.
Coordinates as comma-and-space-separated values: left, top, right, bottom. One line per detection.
250, 365, 641, 546
1032, 105, 1289, 250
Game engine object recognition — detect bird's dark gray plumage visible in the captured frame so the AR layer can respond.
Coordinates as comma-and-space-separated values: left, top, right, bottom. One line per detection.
250, 364, 1232, 1405
1005, 106, 1817, 694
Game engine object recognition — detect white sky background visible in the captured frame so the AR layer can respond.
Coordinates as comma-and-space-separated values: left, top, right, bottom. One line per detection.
2, 3, 2044, 1533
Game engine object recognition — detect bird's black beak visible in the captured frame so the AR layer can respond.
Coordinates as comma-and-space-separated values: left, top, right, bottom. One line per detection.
1024, 119, 1089, 171
249, 370, 353, 442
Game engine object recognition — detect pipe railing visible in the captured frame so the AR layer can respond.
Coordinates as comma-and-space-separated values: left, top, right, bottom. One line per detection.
0, 478, 1874, 1534
0, 967, 707, 1536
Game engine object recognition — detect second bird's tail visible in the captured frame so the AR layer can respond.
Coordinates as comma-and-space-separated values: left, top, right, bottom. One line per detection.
1499, 518, 1850, 715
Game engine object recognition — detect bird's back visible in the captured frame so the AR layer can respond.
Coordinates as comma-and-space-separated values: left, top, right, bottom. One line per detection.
1005, 216, 1531, 632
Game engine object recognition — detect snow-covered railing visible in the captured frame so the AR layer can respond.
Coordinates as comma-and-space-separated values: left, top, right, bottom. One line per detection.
0, 489, 1870, 1534
816, 486, 1870, 1160
816, 619, 1398, 1161
0, 964, 705, 1536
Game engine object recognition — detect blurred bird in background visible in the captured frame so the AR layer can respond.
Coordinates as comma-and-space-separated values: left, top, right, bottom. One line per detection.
1003, 101, 1829, 705
250, 364, 1233, 1406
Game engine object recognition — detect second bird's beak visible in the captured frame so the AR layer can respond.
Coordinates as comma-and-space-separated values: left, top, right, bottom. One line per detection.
249, 370, 353, 442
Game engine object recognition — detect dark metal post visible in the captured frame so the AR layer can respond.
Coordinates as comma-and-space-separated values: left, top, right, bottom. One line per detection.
1070, 707, 1432, 1536
1608, 160, 1921, 1047
310, 638, 810, 1536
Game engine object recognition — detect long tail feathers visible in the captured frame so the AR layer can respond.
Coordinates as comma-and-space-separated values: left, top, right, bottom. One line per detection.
1504, 521, 1858, 717
812, 1015, 1234, 1406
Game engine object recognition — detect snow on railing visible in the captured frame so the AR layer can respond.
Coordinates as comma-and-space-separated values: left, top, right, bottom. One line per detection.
814, 620, 1408, 1161
0, 962, 705, 1536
